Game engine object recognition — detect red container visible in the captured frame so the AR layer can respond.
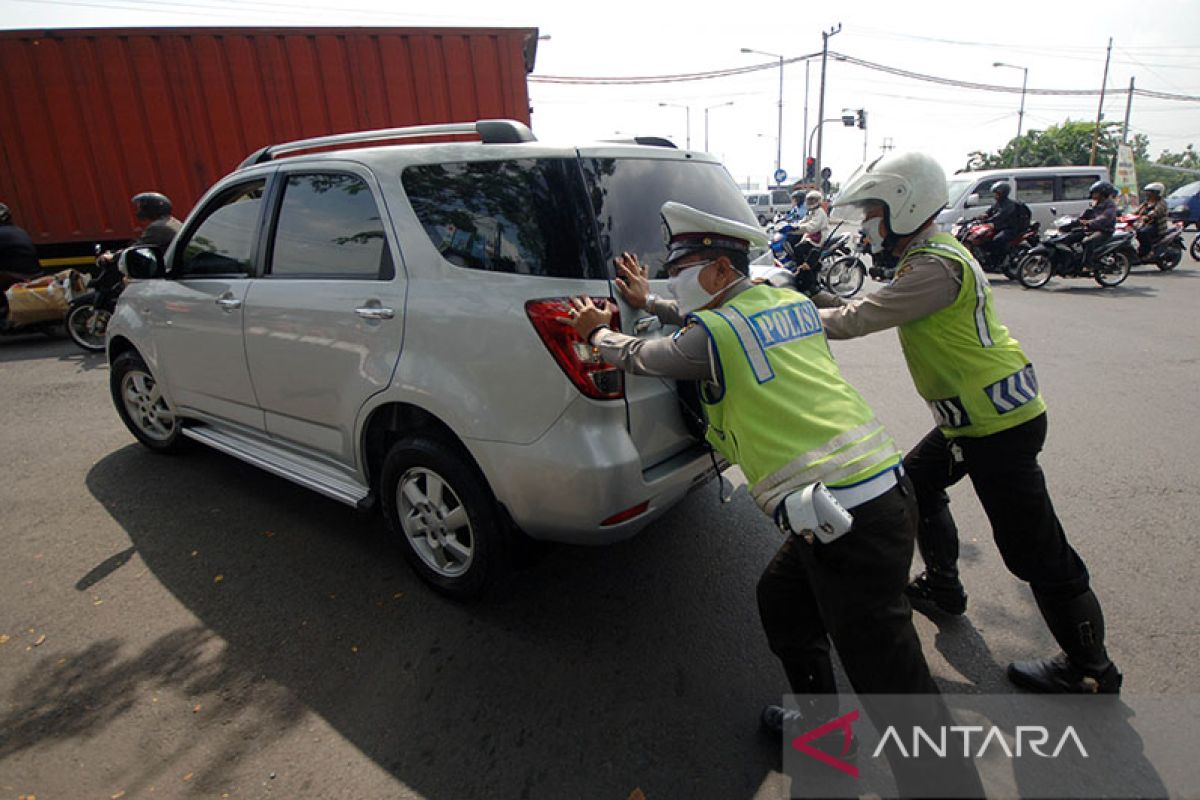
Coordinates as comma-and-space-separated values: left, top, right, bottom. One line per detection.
0, 26, 538, 260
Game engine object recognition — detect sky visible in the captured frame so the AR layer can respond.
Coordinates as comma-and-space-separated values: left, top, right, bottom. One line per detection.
5, 0, 1198, 190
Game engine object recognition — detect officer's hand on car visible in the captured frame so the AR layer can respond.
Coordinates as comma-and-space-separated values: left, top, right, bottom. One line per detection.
613, 251, 650, 309
565, 295, 613, 342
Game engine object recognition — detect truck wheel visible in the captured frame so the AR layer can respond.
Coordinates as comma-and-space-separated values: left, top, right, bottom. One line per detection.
380, 436, 503, 600
110, 351, 182, 453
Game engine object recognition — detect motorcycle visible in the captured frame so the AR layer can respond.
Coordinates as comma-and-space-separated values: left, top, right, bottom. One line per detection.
769, 220, 866, 298
952, 216, 1041, 280
66, 245, 128, 352
1116, 215, 1185, 272
0, 268, 86, 338
1016, 214, 1138, 289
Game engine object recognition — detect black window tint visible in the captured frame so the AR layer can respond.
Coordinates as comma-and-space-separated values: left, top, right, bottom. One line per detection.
176, 181, 266, 277
1062, 175, 1102, 201
1016, 177, 1054, 204
402, 159, 602, 278
581, 158, 762, 279
271, 173, 388, 279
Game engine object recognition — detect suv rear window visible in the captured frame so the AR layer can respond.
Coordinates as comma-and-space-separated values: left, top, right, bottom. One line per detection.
580, 158, 761, 279
403, 159, 604, 279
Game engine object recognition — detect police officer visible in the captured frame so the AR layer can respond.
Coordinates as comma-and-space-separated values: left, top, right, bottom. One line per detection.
1133, 182, 1170, 258
99, 192, 182, 265
0, 202, 41, 278
566, 202, 983, 796
818, 152, 1122, 694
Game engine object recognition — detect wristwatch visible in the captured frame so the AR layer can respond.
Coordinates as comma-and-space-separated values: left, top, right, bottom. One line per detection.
645, 293, 660, 311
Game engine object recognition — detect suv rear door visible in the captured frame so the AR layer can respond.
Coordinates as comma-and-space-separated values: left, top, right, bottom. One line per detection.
578, 149, 767, 469
241, 164, 405, 467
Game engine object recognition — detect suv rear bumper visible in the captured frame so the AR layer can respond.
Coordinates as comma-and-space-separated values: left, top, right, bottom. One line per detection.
467, 400, 714, 545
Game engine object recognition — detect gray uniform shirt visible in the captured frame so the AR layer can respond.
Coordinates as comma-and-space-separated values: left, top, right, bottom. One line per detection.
591, 278, 757, 382
817, 226, 962, 340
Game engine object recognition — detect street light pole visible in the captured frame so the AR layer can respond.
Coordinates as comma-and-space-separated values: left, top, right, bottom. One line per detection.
740, 47, 785, 174
703, 101, 734, 152
658, 102, 691, 150
815, 24, 842, 183
993, 61, 1029, 167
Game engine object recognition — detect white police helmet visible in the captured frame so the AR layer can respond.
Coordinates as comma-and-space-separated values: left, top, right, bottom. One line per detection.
1143, 182, 1165, 195
833, 152, 948, 236
805, 190, 823, 206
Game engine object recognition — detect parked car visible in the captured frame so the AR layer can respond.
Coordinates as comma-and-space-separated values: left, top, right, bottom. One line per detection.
743, 188, 792, 225
107, 120, 764, 599
1166, 179, 1200, 228
938, 165, 1110, 233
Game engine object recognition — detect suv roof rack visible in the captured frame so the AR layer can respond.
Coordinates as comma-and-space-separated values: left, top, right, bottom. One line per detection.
238, 119, 537, 169
598, 136, 679, 149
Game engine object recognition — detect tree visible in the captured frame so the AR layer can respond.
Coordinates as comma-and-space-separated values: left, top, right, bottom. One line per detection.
965, 121, 1198, 193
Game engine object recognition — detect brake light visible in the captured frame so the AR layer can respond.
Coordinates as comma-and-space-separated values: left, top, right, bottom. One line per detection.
525, 297, 624, 400
601, 500, 650, 526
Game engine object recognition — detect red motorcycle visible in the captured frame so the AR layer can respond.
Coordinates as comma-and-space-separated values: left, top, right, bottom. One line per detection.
952, 217, 1041, 279
1116, 214, 1184, 271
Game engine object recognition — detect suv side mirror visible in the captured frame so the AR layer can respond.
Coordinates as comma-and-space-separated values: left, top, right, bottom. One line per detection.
1050, 206, 1057, 216
965, 192, 982, 208
120, 246, 164, 279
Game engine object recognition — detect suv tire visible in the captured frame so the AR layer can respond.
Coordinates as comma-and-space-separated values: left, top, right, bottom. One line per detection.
110, 351, 183, 453
381, 435, 503, 600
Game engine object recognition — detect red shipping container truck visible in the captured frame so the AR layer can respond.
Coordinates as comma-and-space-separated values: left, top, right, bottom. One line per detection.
0, 26, 539, 268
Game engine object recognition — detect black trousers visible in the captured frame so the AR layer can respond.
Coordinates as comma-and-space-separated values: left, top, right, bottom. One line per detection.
757, 477, 985, 796
757, 476, 936, 697
903, 413, 1091, 599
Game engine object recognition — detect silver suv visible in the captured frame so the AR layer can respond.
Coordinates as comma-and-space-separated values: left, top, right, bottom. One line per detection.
107, 120, 761, 598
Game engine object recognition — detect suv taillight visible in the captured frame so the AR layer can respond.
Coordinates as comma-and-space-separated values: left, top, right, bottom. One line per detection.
526, 298, 624, 400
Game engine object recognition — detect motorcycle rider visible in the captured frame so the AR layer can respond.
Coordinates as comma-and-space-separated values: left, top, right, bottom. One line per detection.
1133, 182, 1170, 258
0, 202, 41, 280
978, 181, 1021, 268
98, 192, 182, 265
816, 151, 1123, 695
566, 202, 984, 797
783, 190, 830, 290
1069, 180, 1118, 265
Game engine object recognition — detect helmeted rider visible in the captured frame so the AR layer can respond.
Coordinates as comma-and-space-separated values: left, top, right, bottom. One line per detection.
813, 151, 1123, 696
1069, 180, 1118, 265
0, 201, 42, 282
1133, 182, 1170, 257
99, 192, 183, 265
782, 190, 830, 288
978, 181, 1021, 267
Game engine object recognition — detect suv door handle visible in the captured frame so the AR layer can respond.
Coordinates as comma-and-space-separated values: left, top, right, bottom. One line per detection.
216, 295, 242, 311
355, 306, 395, 320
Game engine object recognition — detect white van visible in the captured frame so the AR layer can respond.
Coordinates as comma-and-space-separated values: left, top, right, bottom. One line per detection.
938, 165, 1110, 232
743, 188, 793, 225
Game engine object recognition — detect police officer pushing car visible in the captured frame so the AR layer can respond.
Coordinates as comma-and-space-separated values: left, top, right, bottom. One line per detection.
818, 151, 1122, 695
566, 202, 983, 795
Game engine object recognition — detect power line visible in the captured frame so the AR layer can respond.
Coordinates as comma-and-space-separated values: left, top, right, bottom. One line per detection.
532, 50, 1200, 101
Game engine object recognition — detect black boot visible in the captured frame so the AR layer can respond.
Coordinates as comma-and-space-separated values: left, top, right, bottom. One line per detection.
1007, 589, 1122, 694
906, 506, 968, 614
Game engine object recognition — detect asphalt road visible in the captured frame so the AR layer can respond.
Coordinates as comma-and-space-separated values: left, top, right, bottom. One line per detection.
2, 256, 1199, 800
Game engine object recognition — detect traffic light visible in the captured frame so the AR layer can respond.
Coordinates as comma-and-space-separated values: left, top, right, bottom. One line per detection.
857, 109, 867, 129
805, 157, 816, 182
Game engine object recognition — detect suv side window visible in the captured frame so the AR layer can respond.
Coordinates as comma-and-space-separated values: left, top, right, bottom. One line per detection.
175, 180, 266, 278
1016, 177, 1054, 203
269, 172, 391, 279
1061, 175, 1102, 201
403, 159, 603, 278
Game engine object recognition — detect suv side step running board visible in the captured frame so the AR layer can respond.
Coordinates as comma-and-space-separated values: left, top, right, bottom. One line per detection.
181, 426, 370, 508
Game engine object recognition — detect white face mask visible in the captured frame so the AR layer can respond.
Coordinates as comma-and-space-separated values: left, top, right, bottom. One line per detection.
667, 260, 718, 315
861, 216, 887, 255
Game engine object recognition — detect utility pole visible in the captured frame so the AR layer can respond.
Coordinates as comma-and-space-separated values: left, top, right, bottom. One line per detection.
815, 23, 841, 183
1089, 37, 1113, 166
802, 59, 811, 170
881, 137, 894, 154
1122, 76, 1135, 143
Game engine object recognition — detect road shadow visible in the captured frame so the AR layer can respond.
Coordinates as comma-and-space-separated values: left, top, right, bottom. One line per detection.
74, 443, 789, 799
0, 333, 74, 363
